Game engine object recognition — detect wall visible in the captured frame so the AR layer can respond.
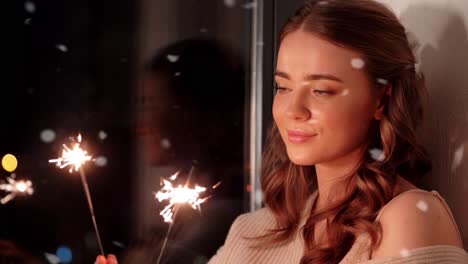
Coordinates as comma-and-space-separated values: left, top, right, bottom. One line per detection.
377, 0, 468, 249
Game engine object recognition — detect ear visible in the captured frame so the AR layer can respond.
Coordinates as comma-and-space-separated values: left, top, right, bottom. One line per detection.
374, 85, 392, 120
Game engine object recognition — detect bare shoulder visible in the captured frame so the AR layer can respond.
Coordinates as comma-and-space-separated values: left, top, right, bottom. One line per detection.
371, 189, 464, 259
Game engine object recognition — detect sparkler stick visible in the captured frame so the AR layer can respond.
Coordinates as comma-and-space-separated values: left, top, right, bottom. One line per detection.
49, 134, 105, 256
78, 166, 105, 256
155, 206, 178, 264
0, 174, 34, 204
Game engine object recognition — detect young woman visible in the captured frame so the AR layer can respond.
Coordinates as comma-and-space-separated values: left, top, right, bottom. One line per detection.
97, 0, 468, 263
208, 0, 467, 263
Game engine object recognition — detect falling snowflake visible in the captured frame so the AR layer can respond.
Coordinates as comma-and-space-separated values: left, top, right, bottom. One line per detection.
44, 252, 60, 264
24, 1, 36, 14
166, 54, 179, 63
56, 44, 68, 53
350, 58, 365, 69
416, 200, 428, 212
224, 0, 236, 8
451, 144, 464, 172
98, 130, 107, 140
112, 241, 125, 248
369, 148, 385, 161
400, 248, 411, 257
161, 138, 171, 149
94, 156, 108, 167
377, 78, 388, 85
40, 129, 56, 143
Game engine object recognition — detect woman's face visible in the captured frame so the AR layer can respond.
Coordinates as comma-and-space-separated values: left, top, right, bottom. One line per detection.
273, 30, 383, 166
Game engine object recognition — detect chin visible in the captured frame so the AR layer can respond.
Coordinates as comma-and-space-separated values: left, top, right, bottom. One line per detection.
287, 150, 318, 166
290, 159, 316, 166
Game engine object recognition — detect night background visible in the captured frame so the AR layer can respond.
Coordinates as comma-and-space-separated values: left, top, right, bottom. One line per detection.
3, 0, 136, 263
1, 0, 255, 263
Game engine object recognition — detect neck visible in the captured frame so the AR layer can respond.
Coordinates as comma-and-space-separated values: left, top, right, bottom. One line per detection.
314, 146, 364, 210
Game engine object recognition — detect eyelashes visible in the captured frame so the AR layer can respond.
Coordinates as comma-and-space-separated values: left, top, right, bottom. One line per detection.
275, 86, 288, 92
275, 86, 333, 96
313, 90, 331, 95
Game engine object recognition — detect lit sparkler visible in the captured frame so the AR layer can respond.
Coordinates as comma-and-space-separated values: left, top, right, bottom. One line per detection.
0, 174, 34, 204
48, 134, 92, 173
49, 134, 105, 256
155, 168, 220, 264
155, 171, 212, 223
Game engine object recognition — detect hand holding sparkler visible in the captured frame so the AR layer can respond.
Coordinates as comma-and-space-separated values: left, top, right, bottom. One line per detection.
49, 134, 105, 256
95, 254, 118, 264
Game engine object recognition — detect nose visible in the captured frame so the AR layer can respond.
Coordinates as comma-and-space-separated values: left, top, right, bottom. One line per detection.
285, 93, 311, 121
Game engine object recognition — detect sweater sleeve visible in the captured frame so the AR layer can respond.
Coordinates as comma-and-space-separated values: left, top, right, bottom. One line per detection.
207, 213, 247, 264
360, 245, 468, 264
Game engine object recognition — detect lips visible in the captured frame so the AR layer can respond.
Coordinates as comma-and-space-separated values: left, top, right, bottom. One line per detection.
287, 129, 317, 144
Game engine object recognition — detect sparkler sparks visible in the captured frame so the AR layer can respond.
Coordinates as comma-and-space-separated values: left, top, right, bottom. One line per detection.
0, 174, 34, 204
49, 134, 92, 172
155, 171, 218, 223
155, 169, 220, 264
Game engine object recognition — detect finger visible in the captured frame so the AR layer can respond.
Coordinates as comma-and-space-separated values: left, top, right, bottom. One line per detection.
107, 254, 118, 264
95, 255, 106, 264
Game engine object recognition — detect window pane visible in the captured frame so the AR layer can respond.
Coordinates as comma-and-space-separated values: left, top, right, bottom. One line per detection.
2, 0, 253, 263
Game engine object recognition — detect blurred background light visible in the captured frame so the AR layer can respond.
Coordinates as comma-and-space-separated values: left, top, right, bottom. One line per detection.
2, 154, 18, 172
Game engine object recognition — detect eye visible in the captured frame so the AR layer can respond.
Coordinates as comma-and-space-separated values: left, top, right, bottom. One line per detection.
275, 86, 290, 94
312, 89, 332, 96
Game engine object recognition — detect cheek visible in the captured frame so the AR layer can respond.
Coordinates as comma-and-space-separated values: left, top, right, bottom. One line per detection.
323, 101, 373, 141
272, 96, 286, 125
272, 97, 291, 144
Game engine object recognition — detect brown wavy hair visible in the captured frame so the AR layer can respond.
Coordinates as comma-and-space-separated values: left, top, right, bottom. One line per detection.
258, 0, 432, 263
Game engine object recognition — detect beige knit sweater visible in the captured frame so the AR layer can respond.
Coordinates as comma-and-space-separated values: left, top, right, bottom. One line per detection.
208, 189, 468, 263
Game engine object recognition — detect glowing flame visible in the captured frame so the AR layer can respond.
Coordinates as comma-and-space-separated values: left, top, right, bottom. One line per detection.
49, 134, 92, 173
0, 174, 34, 204
155, 171, 219, 223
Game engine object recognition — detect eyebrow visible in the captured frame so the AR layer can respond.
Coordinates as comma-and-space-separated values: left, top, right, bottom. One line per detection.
275, 71, 343, 83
